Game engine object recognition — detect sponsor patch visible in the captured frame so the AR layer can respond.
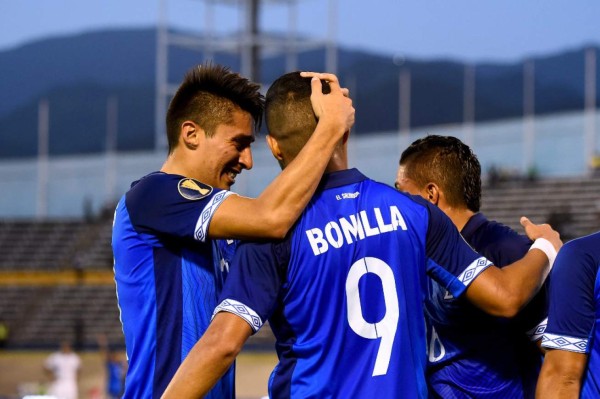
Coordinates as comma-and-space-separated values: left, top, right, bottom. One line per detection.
178, 178, 213, 200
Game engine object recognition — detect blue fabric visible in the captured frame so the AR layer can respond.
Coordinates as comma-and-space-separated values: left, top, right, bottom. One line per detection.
106, 360, 125, 397
218, 169, 487, 398
112, 172, 235, 399
542, 232, 600, 399
426, 213, 545, 399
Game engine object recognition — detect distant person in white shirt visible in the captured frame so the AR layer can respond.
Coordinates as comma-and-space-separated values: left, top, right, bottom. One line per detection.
44, 341, 81, 399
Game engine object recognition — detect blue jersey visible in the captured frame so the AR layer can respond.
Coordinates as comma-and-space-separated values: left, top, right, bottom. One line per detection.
542, 232, 600, 399
106, 360, 125, 397
426, 213, 546, 398
112, 172, 237, 399
216, 169, 491, 398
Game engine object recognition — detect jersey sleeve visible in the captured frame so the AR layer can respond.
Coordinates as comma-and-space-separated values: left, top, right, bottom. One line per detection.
214, 239, 290, 333
125, 174, 234, 242
422, 200, 493, 299
542, 240, 597, 353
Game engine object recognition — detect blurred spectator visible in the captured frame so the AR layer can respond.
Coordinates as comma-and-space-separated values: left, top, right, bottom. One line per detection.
44, 341, 81, 399
97, 334, 127, 399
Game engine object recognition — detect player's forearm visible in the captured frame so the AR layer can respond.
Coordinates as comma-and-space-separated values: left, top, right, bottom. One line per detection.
209, 119, 346, 240
162, 335, 240, 399
536, 366, 582, 398
254, 118, 346, 237
497, 249, 550, 315
162, 313, 251, 399
536, 377, 581, 399
536, 349, 586, 399
467, 250, 549, 317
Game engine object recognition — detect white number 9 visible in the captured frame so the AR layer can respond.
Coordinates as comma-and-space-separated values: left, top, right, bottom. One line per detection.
345, 257, 399, 376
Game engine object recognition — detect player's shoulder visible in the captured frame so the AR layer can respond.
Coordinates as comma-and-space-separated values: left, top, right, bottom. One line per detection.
463, 214, 530, 265
236, 235, 292, 269
127, 172, 217, 204
559, 231, 600, 260
482, 218, 528, 245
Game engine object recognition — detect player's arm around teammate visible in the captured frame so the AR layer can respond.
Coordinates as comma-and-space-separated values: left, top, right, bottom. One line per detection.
208, 73, 354, 240
160, 217, 561, 399
463, 216, 559, 317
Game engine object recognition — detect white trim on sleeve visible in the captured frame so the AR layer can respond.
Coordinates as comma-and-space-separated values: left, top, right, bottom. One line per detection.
526, 317, 547, 342
541, 332, 589, 353
194, 191, 234, 242
214, 299, 263, 333
457, 257, 493, 286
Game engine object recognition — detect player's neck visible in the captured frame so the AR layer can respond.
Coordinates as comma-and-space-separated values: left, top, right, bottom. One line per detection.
161, 152, 198, 180
324, 148, 348, 174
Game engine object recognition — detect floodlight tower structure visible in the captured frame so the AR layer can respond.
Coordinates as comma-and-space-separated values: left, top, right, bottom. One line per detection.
154, 0, 338, 151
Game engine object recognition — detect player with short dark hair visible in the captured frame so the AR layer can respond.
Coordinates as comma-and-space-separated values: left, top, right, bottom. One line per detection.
536, 232, 600, 398
112, 64, 354, 398
396, 135, 548, 398
162, 73, 560, 398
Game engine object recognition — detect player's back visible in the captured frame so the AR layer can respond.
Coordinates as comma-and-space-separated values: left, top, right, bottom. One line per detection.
270, 170, 431, 398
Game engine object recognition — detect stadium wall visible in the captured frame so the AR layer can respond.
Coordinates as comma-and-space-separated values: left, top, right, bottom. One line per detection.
1, 110, 599, 218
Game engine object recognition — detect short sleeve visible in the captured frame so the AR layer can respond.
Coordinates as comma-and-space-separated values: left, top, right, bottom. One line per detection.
125, 173, 234, 242
215, 238, 290, 333
542, 239, 599, 353
422, 200, 493, 298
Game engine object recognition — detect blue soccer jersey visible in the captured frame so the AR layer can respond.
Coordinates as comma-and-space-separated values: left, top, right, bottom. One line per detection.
426, 213, 547, 399
542, 232, 600, 399
112, 172, 237, 399
215, 169, 492, 398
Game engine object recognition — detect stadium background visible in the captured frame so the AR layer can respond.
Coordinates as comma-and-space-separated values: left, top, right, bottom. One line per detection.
1, 1, 599, 397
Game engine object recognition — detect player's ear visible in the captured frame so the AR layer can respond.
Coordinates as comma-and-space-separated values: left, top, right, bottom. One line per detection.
426, 183, 440, 205
266, 134, 284, 162
181, 120, 202, 149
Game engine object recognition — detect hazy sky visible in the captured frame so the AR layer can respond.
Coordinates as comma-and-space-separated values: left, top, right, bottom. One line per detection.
1, 0, 599, 62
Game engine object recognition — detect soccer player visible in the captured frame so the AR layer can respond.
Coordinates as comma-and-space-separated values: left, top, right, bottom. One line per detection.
112, 64, 354, 398
161, 72, 560, 399
536, 232, 600, 399
395, 135, 548, 398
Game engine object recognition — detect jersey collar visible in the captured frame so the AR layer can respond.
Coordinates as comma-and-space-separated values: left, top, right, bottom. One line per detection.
318, 168, 368, 191
460, 212, 488, 241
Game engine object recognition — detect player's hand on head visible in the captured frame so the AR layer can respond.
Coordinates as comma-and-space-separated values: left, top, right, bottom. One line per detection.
520, 216, 562, 252
300, 71, 355, 135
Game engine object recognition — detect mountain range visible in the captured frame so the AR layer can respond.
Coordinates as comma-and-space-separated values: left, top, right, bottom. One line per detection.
0, 27, 598, 159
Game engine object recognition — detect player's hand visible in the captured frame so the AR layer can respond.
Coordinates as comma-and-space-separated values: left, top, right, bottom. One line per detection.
300, 71, 355, 135
520, 216, 562, 252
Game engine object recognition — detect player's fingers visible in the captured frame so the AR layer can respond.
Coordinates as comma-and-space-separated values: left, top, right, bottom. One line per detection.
300, 72, 341, 92
341, 87, 350, 98
310, 77, 323, 99
520, 216, 532, 228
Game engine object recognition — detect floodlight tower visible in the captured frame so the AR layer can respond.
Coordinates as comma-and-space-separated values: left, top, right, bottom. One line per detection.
154, 0, 338, 151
